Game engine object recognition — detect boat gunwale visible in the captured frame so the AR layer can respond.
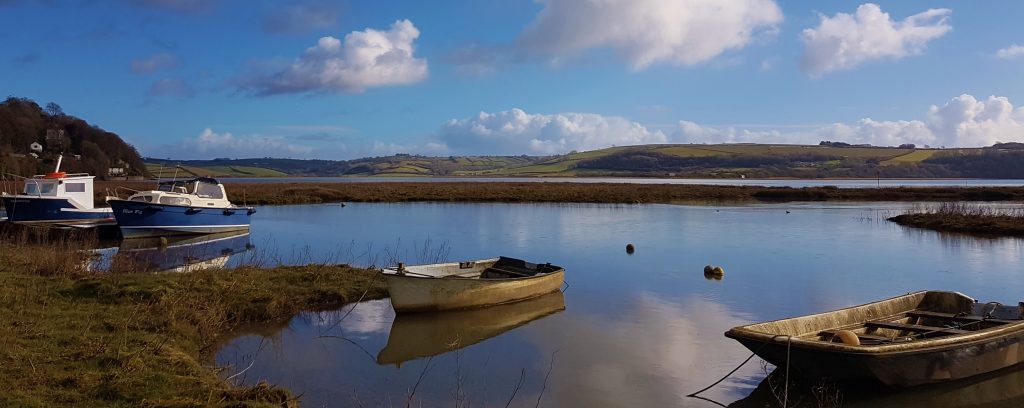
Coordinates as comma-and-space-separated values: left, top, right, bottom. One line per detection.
726, 290, 1024, 355
381, 257, 565, 282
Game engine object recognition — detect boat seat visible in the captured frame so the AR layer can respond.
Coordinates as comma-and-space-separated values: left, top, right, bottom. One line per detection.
481, 266, 539, 278
864, 320, 970, 336
906, 310, 1017, 325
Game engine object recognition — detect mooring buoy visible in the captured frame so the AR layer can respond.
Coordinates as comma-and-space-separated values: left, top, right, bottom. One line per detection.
626, 243, 635, 254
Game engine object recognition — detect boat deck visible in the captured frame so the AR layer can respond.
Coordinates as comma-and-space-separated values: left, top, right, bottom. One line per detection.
816, 308, 1023, 345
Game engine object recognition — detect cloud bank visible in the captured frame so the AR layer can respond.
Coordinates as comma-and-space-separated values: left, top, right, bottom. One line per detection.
437, 95, 1024, 155
437, 109, 667, 155
996, 44, 1024, 60
517, 0, 783, 70
241, 19, 428, 95
801, 3, 951, 77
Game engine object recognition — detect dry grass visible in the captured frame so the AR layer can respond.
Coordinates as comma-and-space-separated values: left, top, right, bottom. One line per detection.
0, 230, 387, 407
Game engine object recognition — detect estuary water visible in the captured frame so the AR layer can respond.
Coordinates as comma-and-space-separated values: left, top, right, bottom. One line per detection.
209, 202, 1024, 407
223, 177, 1024, 189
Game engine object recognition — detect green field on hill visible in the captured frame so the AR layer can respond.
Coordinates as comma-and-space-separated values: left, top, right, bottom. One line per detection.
144, 143, 1023, 179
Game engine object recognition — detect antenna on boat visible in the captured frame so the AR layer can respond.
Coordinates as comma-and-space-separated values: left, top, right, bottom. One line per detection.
54, 154, 63, 173
171, 165, 180, 184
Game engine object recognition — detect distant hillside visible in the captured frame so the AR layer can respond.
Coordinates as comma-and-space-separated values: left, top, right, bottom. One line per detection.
0, 97, 148, 178
144, 143, 1024, 179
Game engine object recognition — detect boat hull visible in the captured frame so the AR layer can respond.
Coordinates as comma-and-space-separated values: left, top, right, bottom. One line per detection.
108, 199, 253, 238
729, 331, 1024, 387
726, 291, 1024, 387
1, 196, 113, 223
384, 269, 564, 312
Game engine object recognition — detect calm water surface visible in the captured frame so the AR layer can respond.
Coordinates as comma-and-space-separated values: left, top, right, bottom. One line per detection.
213, 202, 1024, 407
224, 176, 1024, 189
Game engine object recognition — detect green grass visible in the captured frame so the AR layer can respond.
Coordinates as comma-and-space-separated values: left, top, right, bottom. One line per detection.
0, 234, 387, 407
145, 163, 288, 178
882, 150, 940, 164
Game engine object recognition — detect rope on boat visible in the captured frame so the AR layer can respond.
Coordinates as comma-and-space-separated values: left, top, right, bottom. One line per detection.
687, 334, 792, 407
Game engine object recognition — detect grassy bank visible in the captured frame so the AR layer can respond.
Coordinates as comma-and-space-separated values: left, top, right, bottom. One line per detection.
888, 203, 1024, 236
0, 230, 387, 407
77, 181, 1024, 206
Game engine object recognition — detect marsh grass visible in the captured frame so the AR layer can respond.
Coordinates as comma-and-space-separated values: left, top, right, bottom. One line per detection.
82, 181, 1024, 207
889, 202, 1024, 236
0, 231, 387, 407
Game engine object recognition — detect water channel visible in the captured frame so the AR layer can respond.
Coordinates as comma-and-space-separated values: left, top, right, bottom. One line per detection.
101, 201, 1024, 407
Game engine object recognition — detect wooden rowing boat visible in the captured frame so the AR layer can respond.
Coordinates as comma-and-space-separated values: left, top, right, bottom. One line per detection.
725, 290, 1024, 387
381, 256, 565, 312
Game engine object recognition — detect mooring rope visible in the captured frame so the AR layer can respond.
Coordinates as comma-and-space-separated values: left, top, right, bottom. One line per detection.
687, 334, 793, 406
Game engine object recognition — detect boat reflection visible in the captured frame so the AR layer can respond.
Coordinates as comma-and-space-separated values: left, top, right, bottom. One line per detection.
93, 231, 253, 273
730, 363, 1024, 408
376, 291, 565, 365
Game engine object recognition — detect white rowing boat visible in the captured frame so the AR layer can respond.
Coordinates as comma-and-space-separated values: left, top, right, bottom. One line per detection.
381, 256, 565, 312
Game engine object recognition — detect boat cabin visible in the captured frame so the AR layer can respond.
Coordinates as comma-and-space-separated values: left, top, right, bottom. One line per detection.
126, 177, 233, 208
20, 172, 98, 209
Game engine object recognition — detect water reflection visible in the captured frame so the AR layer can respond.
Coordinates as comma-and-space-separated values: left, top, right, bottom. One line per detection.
377, 291, 565, 366
731, 364, 1024, 408
217, 201, 1024, 406
90, 231, 253, 273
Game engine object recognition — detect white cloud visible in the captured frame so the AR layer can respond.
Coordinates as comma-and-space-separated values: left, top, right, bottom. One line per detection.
516, 0, 783, 70
801, 3, 951, 77
242, 19, 428, 95
674, 94, 1024, 148
996, 44, 1024, 60
130, 52, 180, 74
437, 108, 667, 155
158, 128, 315, 159
926, 94, 1024, 147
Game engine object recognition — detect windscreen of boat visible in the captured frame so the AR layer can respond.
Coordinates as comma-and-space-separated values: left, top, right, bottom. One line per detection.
194, 181, 224, 199
24, 181, 56, 196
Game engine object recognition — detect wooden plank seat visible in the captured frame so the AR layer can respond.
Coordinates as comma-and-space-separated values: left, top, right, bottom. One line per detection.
906, 310, 1018, 325
865, 320, 970, 336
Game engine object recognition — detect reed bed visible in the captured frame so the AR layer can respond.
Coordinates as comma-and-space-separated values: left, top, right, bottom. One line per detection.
0, 230, 387, 407
888, 202, 1024, 236
77, 181, 1024, 206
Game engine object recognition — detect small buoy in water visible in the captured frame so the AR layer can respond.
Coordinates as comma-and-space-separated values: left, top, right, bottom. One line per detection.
703, 265, 714, 274
625, 243, 635, 254
340, 202, 347, 207
712, 266, 724, 275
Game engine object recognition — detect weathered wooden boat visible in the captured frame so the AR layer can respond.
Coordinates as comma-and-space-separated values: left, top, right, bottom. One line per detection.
381, 256, 564, 312
377, 291, 565, 365
725, 291, 1024, 387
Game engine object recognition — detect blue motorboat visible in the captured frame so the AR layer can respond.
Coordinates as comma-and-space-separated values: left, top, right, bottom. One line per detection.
106, 177, 255, 238
0, 156, 114, 224
89, 231, 254, 273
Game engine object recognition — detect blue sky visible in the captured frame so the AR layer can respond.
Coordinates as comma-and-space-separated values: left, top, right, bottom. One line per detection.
2, 0, 1024, 159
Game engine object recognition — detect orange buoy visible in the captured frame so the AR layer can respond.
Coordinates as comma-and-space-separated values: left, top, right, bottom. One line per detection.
834, 330, 861, 346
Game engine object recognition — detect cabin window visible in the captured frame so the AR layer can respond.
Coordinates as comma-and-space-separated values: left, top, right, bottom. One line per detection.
23, 184, 37, 195
38, 183, 56, 195
159, 196, 191, 206
130, 196, 148, 202
65, 183, 86, 193
194, 182, 224, 199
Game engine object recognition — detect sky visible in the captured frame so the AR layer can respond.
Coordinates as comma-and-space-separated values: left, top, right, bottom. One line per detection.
2, 0, 1024, 159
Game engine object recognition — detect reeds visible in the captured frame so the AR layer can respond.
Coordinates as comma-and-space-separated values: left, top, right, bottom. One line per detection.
889, 202, 1024, 236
